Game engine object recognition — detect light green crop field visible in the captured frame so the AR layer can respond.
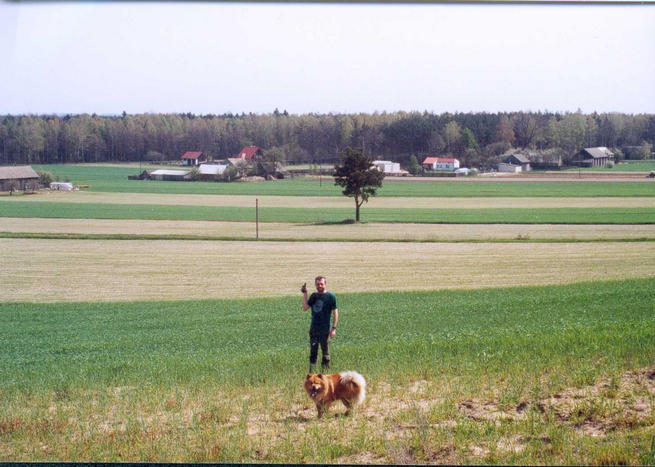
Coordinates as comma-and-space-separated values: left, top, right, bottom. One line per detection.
2, 200, 655, 224
566, 161, 655, 172
32, 164, 655, 197
1, 279, 654, 463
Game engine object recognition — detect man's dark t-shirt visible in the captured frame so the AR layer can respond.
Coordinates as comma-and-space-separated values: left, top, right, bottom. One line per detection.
307, 291, 337, 334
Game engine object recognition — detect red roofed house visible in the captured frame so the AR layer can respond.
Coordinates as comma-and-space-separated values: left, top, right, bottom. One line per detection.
181, 151, 207, 166
422, 156, 460, 172
235, 146, 263, 160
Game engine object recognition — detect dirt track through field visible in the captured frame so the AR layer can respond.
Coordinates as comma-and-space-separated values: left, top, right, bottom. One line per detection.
2, 239, 654, 302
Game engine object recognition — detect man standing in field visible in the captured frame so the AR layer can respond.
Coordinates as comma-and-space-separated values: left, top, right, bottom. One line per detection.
301, 276, 339, 373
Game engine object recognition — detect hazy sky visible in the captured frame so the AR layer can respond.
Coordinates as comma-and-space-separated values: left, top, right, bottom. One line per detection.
1, 2, 654, 116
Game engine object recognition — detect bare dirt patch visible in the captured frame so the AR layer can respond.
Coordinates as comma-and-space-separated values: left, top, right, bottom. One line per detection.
457, 367, 655, 438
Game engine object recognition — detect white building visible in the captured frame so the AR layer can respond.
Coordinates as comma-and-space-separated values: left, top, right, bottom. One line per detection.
49, 182, 74, 191
422, 157, 460, 171
149, 169, 192, 181
199, 163, 228, 177
497, 163, 522, 173
372, 160, 401, 174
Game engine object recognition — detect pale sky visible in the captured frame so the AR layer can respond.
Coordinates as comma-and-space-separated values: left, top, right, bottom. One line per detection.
1, 2, 654, 116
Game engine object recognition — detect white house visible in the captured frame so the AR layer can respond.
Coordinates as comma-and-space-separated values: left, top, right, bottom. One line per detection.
372, 160, 401, 174
422, 157, 460, 171
180, 151, 207, 166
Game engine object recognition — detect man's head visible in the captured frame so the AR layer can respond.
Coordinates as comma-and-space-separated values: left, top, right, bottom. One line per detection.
315, 276, 327, 293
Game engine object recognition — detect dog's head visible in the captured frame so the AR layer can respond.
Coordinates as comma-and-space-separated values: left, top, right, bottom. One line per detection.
304, 373, 326, 399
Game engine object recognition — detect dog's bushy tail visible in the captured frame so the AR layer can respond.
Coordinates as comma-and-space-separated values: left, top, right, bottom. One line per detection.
340, 371, 366, 405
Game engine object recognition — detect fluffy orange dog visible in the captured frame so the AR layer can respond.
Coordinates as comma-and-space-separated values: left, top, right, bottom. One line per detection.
304, 371, 366, 418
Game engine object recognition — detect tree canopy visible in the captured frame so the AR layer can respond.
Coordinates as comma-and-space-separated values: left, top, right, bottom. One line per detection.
333, 147, 385, 222
0, 111, 653, 168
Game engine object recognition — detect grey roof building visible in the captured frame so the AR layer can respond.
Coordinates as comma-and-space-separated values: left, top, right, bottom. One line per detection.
0, 165, 39, 191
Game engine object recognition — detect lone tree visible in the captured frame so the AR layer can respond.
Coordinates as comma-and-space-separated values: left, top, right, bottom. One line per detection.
333, 147, 385, 222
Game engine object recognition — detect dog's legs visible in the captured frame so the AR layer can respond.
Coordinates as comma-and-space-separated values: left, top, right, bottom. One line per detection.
316, 402, 326, 418
341, 398, 352, 416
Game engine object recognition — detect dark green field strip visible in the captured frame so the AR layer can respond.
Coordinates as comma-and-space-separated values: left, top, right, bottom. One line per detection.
1, 232, 654, 243
1, 278, 654, 391
1, 200, 655, 224
33, 164, 655, 197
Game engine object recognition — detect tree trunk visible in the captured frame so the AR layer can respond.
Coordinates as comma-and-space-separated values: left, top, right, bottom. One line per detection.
355, 195, 360, 222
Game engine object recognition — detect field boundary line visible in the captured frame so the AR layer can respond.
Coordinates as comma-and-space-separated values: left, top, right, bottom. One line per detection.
2, 231, 654, 243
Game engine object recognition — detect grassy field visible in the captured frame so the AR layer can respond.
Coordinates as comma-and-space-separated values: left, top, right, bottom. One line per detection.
8, 191, 655, 208
3, 163, 655, 463
2, 238, 654, 302
32, 164, 655, 197
2, 200, 655, 224
1, 278, 654, 463
3, 218, 655, 242
566, 161, 655, 172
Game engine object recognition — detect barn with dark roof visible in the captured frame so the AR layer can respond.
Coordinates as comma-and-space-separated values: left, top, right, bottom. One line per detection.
0, 165, 39, 191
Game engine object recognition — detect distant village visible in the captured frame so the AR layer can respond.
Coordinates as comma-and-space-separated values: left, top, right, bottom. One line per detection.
0, 145, 640, 192
126, 145, 621, 184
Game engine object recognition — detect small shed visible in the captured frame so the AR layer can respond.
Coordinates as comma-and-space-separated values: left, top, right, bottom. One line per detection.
498, 163, 522, 173
0, 165, 40, 191
505, 153, 531, 171
181, 151, 207, 166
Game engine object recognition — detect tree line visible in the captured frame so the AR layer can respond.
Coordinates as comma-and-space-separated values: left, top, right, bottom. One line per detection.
1, 110, 653, 169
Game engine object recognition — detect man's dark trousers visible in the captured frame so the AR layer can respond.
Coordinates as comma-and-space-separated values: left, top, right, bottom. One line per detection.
309, 328, 330, 371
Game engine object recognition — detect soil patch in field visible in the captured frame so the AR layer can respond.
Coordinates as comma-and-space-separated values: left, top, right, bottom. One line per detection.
457, 367, 655, 438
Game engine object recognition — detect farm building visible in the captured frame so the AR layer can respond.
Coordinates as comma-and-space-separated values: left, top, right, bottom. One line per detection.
198, 163, 228, 180
0, 165, 39, 191
149, 169, 192, 181
181, 151, 207, 166
422, 157, 460, 171
504, 153, 531, 171
235, 146, 263, 160
497, 163, 522, 173
372, 160, 407, 175
50, 182, 74, 191
575, 147, 615, 167
526, 151, 563, 170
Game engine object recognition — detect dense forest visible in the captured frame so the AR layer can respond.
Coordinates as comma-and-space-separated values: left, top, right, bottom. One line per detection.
1, 110, 653, 169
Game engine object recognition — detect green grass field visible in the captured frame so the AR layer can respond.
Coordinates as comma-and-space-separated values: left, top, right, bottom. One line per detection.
3, 163, 655, 463
1, 278, 654, 463
3, 278, 653, 390
2, 200, 654, 224
32, 164, 655, 197
567, 161, 655, 172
